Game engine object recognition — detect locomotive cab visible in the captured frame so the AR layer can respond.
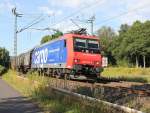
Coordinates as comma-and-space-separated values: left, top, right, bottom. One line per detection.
65, 33, 102, 79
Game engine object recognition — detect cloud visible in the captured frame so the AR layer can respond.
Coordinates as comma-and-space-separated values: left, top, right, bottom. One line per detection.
0, 0, 15, 13
48, 0, 81, 8
53, 20, 76, 32
48, 0, 106, 8
44, 0, 106, 32
39, 6, 62, 16
5, 1, 14, 9
118, 0, 150, 24
39, 6, 54, 15
44, 0, 150, 32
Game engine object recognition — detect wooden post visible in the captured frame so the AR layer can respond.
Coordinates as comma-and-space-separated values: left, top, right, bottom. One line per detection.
91, 83, 95, 97
64, 74, 67, 89
143, 55, 146, 68
56, 75, 58, 88
136, 55, 138, 68
48, 68, 50, 76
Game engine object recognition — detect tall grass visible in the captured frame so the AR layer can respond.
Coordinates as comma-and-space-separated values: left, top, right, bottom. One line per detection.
102, 67, 150, 83
2, 70, 36, 96
2, 70, 119, 113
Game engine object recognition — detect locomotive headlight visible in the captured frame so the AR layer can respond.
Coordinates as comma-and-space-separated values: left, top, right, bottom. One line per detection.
95, 61, 100, 65
74, 59, 80, 63
74, 59, 78, 63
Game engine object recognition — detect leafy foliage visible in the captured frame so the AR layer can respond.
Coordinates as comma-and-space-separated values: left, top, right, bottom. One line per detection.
40, 31, 63, 44
97, 26, 117, 65
97, 21, 150, 67
0, 47, 9, 68
0, 65, 6, 75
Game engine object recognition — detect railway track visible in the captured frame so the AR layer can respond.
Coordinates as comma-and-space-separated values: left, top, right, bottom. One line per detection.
46, 76, 150, 97
94, 82, 150, 97
19, 73, 150, 97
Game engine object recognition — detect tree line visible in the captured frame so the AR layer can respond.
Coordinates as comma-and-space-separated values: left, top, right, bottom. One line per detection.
40, 30, 63, 44
97, 20, 150, 67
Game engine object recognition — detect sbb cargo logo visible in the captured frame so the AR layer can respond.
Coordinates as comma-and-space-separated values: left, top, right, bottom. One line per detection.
34, 48, 48, 64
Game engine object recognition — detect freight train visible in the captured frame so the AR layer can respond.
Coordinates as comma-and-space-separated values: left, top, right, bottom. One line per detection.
13, 29, 102, 79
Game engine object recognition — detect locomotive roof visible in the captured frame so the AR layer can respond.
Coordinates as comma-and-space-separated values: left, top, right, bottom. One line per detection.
34, 33, 99, 49
64, 33, 99, 40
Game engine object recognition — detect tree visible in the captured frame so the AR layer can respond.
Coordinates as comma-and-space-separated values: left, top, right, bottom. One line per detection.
97, 26, 116, 40
0, 47, 10, 68
127, 21, 143, 67
111, 24, 131, 66
97, 26, 117, 65
119, 24, 130, 34
40, 30, 63, 44
127, 21, 150, 68
113, 21, 150, 67
52, 30, 63, 39
40, 35, 53, 44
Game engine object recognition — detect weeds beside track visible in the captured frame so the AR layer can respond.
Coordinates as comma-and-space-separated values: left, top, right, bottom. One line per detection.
2, 70, 150, 112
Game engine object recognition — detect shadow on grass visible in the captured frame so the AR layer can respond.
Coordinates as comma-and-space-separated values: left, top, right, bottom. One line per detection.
119, 76, 148, 83
0, 68, 8, 76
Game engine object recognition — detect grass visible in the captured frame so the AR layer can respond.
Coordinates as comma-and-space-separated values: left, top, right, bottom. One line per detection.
101, 67, 150, 83
2, 70, 119, 113
2, 70, 36, 96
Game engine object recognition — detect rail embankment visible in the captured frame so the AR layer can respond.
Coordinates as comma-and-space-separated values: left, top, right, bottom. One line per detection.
2, 70, 150, 113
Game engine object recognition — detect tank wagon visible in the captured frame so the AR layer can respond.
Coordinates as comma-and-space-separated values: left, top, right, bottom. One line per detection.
15, 30, 102, 79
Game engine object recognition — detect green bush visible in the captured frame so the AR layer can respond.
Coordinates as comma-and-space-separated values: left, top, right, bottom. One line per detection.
0, 65, 6, 75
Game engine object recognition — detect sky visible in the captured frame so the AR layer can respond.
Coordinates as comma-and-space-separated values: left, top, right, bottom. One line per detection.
0, 0, 150, 56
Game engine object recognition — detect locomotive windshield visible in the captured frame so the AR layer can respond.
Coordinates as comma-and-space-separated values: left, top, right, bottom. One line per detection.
74, 38, 100, 54
74, 38, 86, 48
88, 40, 99, 49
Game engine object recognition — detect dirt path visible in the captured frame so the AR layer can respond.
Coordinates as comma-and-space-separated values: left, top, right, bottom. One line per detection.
0, 78, 43, 113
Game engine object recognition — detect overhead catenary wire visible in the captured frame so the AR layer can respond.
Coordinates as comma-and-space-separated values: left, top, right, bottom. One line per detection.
95, 3, 150, 27
26, 27, 59, 35
20, 14, 43, 28
28, 27, 59, 32
51, 0, 105, 27
17, 16, 45, 33
70, 19, 81, 29
12, 1, 150, 35
51, 1, 150, 33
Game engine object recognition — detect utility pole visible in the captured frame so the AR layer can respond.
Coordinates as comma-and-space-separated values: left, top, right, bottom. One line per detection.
87, 16, 95, 35
11, 8, 43, 69
12, 7, 22, 68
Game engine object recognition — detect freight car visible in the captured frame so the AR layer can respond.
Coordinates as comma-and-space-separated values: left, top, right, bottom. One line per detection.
15, 29, 102, 79
16, 50, 33, 73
